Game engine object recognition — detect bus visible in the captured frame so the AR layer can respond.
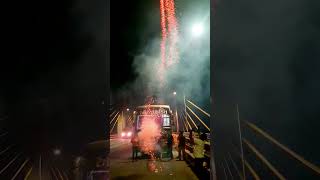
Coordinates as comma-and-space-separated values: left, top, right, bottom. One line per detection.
133, 105, 174, 132
133, 104, 175, 160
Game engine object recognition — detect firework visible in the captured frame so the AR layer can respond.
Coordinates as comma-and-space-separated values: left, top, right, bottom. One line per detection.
159, 0, 179, 86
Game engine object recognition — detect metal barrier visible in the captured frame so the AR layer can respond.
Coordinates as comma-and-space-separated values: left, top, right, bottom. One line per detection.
176, 132, 211, 173
239, 120, 320, 179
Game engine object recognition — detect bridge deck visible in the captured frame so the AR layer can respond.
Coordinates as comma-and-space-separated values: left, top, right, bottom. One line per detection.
110, 138, 199, 180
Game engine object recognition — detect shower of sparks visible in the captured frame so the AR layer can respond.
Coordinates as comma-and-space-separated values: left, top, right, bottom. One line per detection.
158, 0, 179, 87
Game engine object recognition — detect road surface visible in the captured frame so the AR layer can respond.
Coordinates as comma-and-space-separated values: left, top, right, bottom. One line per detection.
110, 138, 200, 180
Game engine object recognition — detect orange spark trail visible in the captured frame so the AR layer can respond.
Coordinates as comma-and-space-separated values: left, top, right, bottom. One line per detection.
159, 0, 179, 87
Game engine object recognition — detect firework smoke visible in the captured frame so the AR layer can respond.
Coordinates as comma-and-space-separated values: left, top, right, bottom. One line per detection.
112, 0, 210, 107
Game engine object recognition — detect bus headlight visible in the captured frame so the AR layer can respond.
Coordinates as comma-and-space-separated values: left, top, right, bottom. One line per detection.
127, 132, 132, 137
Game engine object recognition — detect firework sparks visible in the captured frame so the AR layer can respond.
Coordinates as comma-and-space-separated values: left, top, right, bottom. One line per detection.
138, 115, 161, 153
160, 0, 167, 67
159, 0, 179, 86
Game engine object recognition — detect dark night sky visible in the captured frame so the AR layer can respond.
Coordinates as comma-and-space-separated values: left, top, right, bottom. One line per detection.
111, 0, 159, 91
213, 0, 320, 178
1, 0, 107, 156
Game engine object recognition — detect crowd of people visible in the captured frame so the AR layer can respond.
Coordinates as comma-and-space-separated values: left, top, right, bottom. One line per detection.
130, 129, 208, 173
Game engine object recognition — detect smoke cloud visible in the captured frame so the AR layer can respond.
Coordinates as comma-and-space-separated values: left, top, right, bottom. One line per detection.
113, 4, 210, 110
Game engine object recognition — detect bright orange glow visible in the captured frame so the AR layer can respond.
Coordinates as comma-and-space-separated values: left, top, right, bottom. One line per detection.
138, 116, 161, 153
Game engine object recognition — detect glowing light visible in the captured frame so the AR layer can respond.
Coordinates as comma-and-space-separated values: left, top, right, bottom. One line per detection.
139, 116, 161, 153
192, 23, 204, 37
75, 156, 82, 164
173, 91, 177, 95
53, 149, 61, 156
127, 132, 132, 137
126, 108, 130, 112
121, 132, 125, 137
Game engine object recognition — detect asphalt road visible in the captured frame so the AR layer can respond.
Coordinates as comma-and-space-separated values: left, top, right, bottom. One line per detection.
109, 138, 199, 180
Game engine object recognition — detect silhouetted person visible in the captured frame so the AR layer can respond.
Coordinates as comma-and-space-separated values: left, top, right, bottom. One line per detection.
197, 125, 201, 137
167, 132, 174, 160
177, 131, 186, 160
131, 132, 139, 161
189, 130, 194, 145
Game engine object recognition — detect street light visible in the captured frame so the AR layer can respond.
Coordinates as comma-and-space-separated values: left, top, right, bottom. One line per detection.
172, 91, 178, 132
191, 23, 204, 37
126, 108, 130, 112
53, 148, 61, 156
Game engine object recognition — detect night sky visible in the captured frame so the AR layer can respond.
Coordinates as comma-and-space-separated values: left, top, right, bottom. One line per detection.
1, 0, 107, 157
111, 0, 159, 91
213, 0, 320, 178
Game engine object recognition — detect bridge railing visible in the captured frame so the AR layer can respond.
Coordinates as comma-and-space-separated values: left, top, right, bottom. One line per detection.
177, 98, 212, 175
237, 120, 320, 179
222, 119, 320, 180
178, 99, 320, 179
176, 132, 211, 173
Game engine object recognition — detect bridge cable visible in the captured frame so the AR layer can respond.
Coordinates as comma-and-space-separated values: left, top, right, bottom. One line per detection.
236, 105, 246, 180
228, 153, 243, 180
182, 110, 190, 131
177, 112, 184, 132
179, 110, 187, 132
186, 105, 210, 131
181, 112, 188, 132
182, 113, 187, 132
244, 158, 261, 180
11, 158, 30, 180
56, 167, 64, 180
110, 111, 120, 124
0, 132, 8, 138
186, 99, 210, 117
244, 120, 320, 175
183, 113, 192, 130
127, 116, 132, 125
183, 119, 188, 132
243, 138, 286, 180
110, 114, 120, 134
51, 168, 59, 180
128, 116, 134, 125
222, 162, 228, 180
62, 170, 69, 180
224, 158, 234, 180
0, 145, 13, 156
232, 143, 261, 180
0, 152, 22, 174
109, 110, 117, 118
24, 166, 33, 180
186, 112, 198, 130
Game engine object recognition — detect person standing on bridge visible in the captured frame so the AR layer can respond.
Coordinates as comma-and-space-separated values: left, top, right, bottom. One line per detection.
167, 131, 174, 160
193, 133, 207, 178
177, 131, 186, 161
189, 130, 194, 145
131, 132, 139, 162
